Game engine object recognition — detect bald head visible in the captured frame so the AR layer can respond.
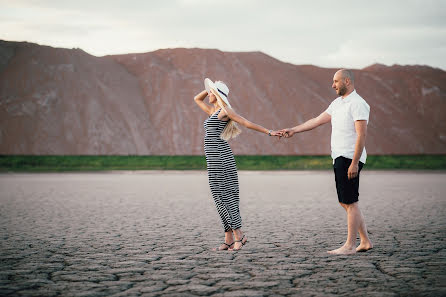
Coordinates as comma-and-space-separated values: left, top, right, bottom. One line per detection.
332, 69, 355, 97
337, 69, 355, 84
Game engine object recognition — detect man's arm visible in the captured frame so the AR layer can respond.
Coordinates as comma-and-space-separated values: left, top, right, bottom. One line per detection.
348, 120, 367, 179
281, 112, 331, 138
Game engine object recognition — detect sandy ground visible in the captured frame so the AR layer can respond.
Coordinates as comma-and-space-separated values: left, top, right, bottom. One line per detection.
1, 171, 445, 296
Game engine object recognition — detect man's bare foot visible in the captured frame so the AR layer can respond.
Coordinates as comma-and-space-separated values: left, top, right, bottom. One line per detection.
356, 242, 373, 252
327, 245, 356, 255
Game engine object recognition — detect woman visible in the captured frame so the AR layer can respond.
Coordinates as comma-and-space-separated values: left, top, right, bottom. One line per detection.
194, 78, 280, 251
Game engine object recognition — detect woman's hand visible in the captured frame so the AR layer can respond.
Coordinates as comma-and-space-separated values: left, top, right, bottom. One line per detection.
268, 130, 282, 138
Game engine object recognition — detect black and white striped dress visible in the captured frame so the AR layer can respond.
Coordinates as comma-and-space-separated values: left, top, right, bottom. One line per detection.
204, 109, 241, 232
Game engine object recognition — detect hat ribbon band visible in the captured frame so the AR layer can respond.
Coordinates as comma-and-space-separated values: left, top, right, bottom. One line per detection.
217, 88, 227, 98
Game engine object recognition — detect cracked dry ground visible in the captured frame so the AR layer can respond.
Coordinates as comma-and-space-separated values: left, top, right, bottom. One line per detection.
1, 171, 445, 297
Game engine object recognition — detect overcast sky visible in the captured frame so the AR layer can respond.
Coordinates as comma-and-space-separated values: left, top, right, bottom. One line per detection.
1, 0, 445, 70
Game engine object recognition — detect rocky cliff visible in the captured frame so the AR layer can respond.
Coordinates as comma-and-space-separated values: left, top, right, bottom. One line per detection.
1, 40, 445, 155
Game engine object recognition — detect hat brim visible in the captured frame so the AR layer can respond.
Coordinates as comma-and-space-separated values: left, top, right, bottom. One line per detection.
204, 78, 214, 94
204, 78, 231, 108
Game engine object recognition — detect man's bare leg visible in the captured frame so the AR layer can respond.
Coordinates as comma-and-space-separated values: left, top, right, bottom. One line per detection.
328, 202, 361, 255
355, 205, 373, 252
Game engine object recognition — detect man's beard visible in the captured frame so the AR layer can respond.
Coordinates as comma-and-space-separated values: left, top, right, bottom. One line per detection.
338, 84, 348, 96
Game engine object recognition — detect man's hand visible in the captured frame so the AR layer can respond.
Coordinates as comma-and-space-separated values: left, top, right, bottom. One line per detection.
279, 128, 295, 138
348, 162, 359, 180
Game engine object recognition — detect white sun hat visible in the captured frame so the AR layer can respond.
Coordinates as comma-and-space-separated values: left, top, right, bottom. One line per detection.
204, 78, 231, 108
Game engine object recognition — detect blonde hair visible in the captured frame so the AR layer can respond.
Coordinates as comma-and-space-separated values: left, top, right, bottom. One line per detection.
212, 89, 242, 141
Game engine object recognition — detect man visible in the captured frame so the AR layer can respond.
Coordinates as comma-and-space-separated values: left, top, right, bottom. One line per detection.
280, 69, 373, 255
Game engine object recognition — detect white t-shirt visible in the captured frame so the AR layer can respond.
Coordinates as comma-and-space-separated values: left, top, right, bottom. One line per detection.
325, 90, 370, 164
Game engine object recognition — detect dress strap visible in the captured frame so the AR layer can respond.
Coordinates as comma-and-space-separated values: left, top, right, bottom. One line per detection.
210, 108, 222, 118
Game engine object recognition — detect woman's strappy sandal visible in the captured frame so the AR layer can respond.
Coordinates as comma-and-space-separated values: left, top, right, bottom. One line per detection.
230, 235, 247, 251
214, 242, 234, 251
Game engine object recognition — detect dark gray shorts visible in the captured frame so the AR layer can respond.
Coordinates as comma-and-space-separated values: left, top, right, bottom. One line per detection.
333, 156, 364, 204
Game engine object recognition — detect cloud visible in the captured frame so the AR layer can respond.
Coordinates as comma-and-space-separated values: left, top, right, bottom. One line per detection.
0, 0, 445, 69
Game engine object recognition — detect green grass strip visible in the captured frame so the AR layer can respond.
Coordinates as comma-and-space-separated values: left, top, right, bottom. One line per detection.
0, 155, 445, 172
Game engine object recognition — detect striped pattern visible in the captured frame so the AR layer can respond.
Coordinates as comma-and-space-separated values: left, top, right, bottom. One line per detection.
203, 109, 241, 231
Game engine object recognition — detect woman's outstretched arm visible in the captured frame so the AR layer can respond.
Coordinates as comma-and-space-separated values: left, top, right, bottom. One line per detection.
194, 90, 213, 116
222, 107, 280, 136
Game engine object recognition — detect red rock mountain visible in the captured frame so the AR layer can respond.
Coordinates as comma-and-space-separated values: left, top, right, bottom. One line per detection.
1, 40, 445, 155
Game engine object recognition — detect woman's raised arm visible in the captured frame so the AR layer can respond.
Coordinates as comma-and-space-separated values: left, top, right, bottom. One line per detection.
194, 90, 213, 116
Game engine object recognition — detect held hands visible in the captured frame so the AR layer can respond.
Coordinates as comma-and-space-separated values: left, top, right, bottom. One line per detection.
267, 128, 295, 139
279, 128, 295, 138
